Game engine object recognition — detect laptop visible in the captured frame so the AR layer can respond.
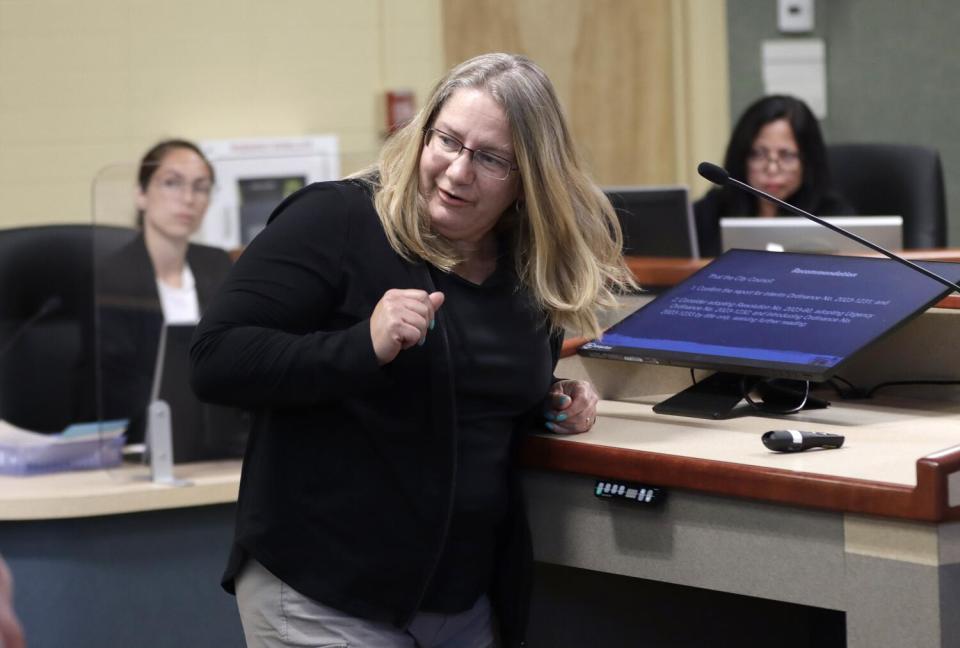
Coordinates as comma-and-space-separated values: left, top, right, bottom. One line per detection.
720, 216, 903, 254
148, 324, 250, 463
605, 186, 700, 258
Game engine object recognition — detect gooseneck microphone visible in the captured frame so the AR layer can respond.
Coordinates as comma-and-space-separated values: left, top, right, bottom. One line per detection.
697, 161, 960, 294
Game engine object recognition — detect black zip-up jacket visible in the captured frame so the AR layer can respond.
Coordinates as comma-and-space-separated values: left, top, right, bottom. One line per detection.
191, 180, 559, 646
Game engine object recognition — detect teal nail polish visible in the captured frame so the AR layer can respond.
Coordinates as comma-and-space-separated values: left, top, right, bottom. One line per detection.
418, 336, 426, 346
429, 319, 436, 330
556, 413, 567, 422
544, 421, 556, 432
544, 411, 555, 421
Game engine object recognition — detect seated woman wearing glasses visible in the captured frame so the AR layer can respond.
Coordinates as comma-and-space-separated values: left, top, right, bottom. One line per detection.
191, 53, 635, 648
693, 94, 854, 257
98, 139, 232, 446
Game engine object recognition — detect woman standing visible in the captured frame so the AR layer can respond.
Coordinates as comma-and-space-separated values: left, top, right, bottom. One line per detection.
191, 53, 634, 647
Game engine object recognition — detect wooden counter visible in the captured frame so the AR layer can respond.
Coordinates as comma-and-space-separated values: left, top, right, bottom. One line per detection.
521, 395, 960, 522
524, 311, 960, 647
0, 459, 241, 521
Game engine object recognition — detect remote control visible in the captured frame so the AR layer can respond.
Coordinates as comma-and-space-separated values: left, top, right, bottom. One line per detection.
762, 429, 844, 452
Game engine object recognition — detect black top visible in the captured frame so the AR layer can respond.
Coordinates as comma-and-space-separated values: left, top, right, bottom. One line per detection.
97, 235, 232, 443
693, 187, 856, 257
190, 180, 561, 646
421, 262, 553, 612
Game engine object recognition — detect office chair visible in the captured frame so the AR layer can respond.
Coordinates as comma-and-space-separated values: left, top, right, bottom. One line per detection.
827, 143, 947, 249
0, 224, 137, 432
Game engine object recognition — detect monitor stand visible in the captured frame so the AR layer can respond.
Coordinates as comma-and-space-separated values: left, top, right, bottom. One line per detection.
652, 372, 830, 420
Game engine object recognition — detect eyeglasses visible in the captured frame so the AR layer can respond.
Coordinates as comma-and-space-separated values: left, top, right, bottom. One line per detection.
424, 128, 518, 181
156, 175, 214, 199
747, 147, 801, 172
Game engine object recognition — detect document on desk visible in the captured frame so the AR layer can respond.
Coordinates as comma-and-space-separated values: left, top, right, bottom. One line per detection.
0, 419, 127, 475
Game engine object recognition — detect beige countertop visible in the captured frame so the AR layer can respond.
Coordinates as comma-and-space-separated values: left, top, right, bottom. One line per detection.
0, 459, 241, 521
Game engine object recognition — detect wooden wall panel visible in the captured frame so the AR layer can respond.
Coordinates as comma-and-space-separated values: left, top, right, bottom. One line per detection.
441, 0, 676, 186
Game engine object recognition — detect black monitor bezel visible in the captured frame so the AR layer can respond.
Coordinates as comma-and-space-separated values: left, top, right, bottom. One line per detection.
580, 249, 958, 384
603, 185, 700, 259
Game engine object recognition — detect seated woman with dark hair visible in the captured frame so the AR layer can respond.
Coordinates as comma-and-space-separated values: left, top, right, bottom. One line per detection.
694, 94, 854, 256
97, 139, 233, 447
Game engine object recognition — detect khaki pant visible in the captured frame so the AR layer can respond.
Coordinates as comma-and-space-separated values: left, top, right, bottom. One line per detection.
235, 559, 496, 648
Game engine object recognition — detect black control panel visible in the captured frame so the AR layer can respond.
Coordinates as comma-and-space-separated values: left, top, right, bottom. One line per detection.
594, 479, 665, 506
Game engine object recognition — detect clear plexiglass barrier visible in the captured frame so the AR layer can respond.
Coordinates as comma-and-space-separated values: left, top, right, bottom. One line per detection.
0, 144, 376, 476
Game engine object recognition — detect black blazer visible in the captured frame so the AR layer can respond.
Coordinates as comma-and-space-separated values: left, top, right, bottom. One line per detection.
97, 235, 232, 443
191, 181, 560, 647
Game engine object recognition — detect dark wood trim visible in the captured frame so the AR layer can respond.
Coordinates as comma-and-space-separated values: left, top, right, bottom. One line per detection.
560, 337, 588, 358
937, 294, 960, 309
519, 434, 960, 522
626, 256, 706, 288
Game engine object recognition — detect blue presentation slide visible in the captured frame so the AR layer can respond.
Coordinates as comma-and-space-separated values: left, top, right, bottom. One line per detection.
588, 250, 959, 372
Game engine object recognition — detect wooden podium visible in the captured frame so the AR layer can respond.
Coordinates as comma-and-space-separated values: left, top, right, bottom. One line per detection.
521, 257, 960, 647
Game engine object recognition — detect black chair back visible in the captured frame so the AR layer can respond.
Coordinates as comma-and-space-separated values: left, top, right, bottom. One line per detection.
0, 225, 137, 432
827, 143, 947, 249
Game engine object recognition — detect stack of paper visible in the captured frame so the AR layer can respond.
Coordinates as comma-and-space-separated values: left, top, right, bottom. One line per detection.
0, 419, 127, 475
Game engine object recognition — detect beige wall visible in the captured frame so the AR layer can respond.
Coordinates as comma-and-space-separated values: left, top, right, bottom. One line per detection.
0, 0, 444, 228
0, 0, 727, 229
670, 0, 729, 195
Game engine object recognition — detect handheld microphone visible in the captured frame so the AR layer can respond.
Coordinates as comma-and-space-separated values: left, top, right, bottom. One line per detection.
762, 429, 845, 452
697, 161, 960, 294
0, 295, 63, 360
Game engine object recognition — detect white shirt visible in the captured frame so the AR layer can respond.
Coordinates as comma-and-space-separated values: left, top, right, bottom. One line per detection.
156, 264, 200, 324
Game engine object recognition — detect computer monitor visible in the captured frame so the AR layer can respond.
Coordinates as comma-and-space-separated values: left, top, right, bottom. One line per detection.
720, 216, 903, 254
238, 176, 306, 244
149, 324, 249, 463
579, 249, 960, 419
605, 186, 700, 258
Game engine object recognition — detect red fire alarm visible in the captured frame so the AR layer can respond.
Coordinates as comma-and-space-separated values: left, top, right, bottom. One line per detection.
385, 90, 416, 134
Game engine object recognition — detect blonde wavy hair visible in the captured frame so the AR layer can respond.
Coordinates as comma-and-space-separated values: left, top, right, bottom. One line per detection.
356, 53, 636, 338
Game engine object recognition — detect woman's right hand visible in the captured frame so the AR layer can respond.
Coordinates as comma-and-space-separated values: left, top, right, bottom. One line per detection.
370, 289, 445, 365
